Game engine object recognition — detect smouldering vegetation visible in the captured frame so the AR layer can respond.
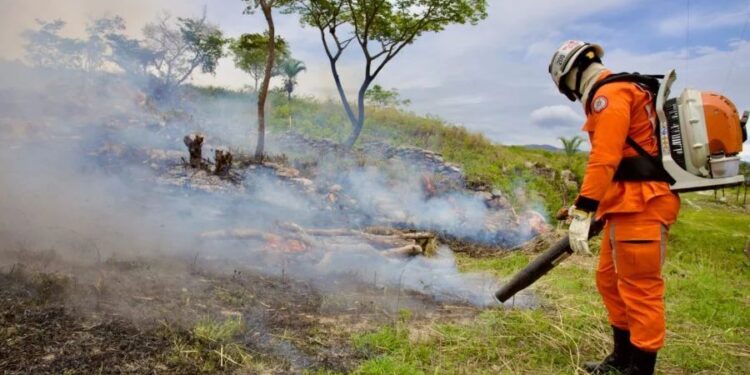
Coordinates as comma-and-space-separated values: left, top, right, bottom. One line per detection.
171, 86, 750, 374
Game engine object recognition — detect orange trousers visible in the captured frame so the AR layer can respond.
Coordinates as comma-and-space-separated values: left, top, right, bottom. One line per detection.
596, 193, 680, 352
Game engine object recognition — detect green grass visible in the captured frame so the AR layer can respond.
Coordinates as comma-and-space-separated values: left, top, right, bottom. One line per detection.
197, 88, 749, 373
351, 193, 750, 374
166, 316, 264, 373
265, 94, 587, 218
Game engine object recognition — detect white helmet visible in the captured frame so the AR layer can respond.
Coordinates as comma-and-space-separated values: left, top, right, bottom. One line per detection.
548, 40, 604, 101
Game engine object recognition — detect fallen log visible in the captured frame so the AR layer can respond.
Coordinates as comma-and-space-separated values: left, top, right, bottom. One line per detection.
400, 232, 435, 240
278, 222, 437, 254
382, 244, 423, 257
200, 222, 436, 258
198, 228, 314, 247
362, 226, 399, 236
358, 233, 413, 249
199, 228, 269, 240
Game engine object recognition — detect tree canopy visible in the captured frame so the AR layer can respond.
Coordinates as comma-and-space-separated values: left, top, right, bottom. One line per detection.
559, 136, 585, 157
279, 57, 306, 98
228, 33, 288, 92
365, 85, 410, 107
142, 13, 226, 95
22, 13, 227, 102
288, 0, 488, 149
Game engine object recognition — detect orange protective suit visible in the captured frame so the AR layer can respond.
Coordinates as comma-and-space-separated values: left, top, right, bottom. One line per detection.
575, 71, 681, 352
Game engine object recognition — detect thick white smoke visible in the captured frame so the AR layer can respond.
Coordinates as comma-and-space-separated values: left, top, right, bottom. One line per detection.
0, 62, 539, 309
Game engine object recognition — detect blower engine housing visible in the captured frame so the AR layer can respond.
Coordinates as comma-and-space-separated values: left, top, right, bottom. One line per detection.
657, 70, 747, 192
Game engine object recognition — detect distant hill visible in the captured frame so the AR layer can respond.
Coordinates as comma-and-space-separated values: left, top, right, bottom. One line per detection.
522, 144, 562, 152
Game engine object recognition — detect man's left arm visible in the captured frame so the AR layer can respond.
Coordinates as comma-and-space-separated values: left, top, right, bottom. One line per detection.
574, 86, 634, 213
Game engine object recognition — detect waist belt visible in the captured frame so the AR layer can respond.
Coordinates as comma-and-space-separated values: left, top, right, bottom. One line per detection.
614, 156, 672, 182
613, 137, 676, 184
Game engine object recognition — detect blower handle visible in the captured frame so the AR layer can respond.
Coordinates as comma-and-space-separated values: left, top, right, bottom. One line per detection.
494, 220, 604, 303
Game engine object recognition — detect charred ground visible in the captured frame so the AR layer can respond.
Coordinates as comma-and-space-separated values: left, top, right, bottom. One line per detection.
0, 242, 486, 374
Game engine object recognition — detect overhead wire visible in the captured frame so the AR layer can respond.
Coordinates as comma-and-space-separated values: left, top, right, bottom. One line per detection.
684, 0, 690, 84
721, 7, 750, 91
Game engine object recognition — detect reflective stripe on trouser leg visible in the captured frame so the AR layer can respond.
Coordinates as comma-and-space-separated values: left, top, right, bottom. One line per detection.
660, 225, 667, 266
614, 235, 667, 352
596, 221, 628, 329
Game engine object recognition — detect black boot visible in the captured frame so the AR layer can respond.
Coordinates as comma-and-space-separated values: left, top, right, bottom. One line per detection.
623, 347, 657, 375
583, 326, 633, 374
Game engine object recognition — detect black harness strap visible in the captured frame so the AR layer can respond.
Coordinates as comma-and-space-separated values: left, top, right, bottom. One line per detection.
615, 138, 676, 184
585, 73, 663, 115
586, 72, 675, 184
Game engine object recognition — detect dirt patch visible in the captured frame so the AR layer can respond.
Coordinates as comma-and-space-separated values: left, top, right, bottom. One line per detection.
0, 271, 173, 374
0, 247, 479, 374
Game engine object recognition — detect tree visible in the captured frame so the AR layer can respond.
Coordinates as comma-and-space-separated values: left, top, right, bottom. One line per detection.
23, 17, 127, 73
559, 136, 584, 157
229, 33, 288, 92
279, 57, 306, 128
242, 0, 294, 160
23, 19, 85, 69
365, 84, 410, 107
83, 16, 126, 73
106, 33, 158, 80
289, 0, 487, 149
142, 12, 225, 99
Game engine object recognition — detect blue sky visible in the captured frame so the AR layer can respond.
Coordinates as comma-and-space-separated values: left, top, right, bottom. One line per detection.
2, 0, 749, 157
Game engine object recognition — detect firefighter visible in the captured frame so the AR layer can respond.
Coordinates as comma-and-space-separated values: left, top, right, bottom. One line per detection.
548, 40, 681, 375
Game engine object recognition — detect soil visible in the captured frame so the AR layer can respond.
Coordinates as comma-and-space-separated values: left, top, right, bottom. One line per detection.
0, 271, 171, 374
0, 247, 479, 374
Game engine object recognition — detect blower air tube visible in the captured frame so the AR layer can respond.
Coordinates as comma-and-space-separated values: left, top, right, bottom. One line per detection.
494, 221, 604, 303
494, 235, 573, 302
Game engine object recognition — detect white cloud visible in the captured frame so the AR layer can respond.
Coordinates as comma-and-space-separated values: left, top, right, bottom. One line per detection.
9, 0, 750, 153
657, 4, 750, 36
530, 105, 584, 128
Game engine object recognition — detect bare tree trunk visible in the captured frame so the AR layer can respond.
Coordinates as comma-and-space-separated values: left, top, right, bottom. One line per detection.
344, 78, 372, 149
255, 1, 276, 160
287, 89, 292, 129
328, 57, 359, 137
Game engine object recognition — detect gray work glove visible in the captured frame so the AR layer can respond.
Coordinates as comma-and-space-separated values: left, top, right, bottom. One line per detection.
568, 206, 593, 256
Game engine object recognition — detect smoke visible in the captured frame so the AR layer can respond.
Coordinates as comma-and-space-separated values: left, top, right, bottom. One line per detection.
338, 167, 534, 244
0, 62, 539, 310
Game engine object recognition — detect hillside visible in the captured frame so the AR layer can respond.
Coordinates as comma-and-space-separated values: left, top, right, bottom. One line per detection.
1, 78, 748, 375
261, 90, 750, 374
187, 86, 589, 220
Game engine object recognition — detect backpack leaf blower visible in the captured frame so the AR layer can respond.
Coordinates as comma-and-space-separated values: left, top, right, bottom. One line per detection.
495, 69, 748, 303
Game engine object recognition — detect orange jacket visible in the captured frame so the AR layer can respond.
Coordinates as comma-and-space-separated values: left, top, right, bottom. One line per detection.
574, 71, 674, 219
